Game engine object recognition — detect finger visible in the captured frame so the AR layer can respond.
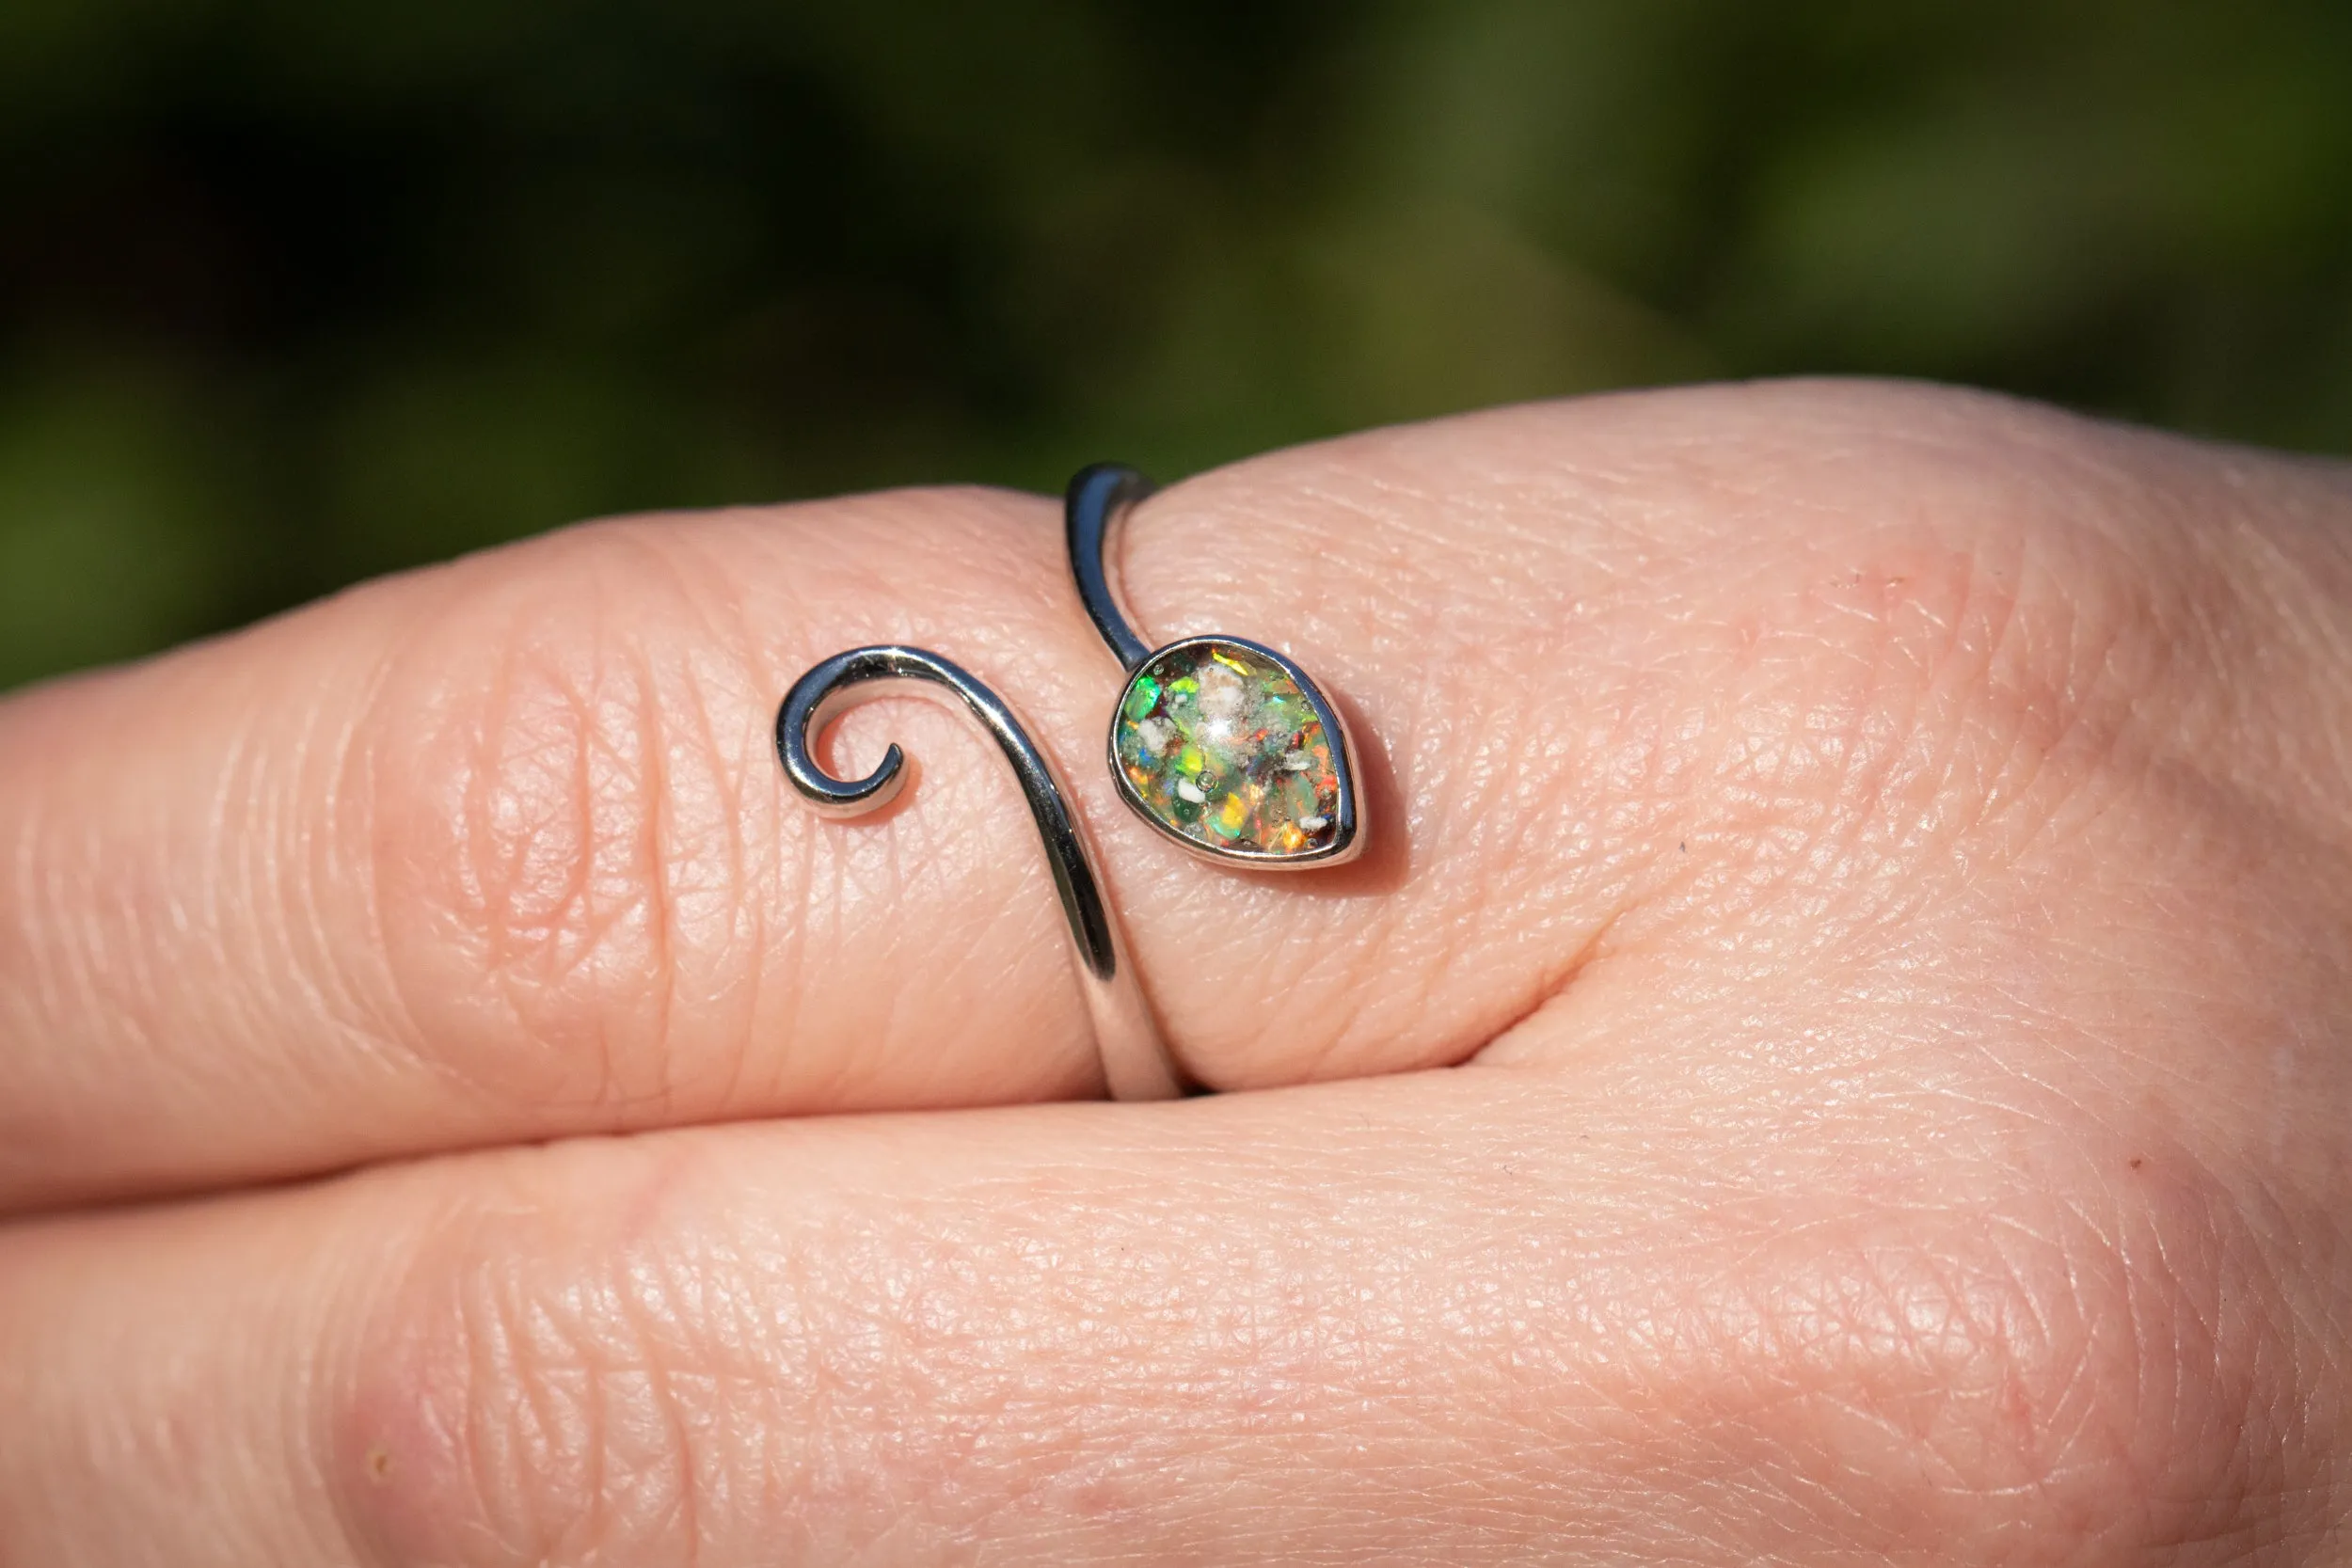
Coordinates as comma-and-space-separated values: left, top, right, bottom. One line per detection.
0, 375, 1719, 1209
3, 1069, 2340, 1565
4, 457, 1557, 1211
8, 378, 2342, 1212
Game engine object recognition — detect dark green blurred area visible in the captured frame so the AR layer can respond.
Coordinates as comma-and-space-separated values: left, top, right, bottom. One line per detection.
4, 0, 2350, 689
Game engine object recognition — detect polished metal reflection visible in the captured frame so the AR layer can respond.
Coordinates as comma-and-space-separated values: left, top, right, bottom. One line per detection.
1064, 461, 1157, 673
1065, 462, 1367, 869
776, 644, 1182, 1101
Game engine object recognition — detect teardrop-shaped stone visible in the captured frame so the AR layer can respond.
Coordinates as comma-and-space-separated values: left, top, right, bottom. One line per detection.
1111, 638, 1344, 859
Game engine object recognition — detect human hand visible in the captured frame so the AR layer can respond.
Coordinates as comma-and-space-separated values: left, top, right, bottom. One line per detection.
5, 380, 2349, 1563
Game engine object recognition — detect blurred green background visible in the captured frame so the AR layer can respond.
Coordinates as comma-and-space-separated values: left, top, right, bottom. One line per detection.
4, 0, 2350, 689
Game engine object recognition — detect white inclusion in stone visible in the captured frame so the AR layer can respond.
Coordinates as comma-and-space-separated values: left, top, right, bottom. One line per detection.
1176, 779, 1208, 804
1281, 750, 1311, 770
1136, 717, 1175, 755
1198, 663, 1246, 721
1300, 815, 1328, 832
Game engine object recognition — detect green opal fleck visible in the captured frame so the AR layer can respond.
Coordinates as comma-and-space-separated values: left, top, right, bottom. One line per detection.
1112, 639, 1342, 858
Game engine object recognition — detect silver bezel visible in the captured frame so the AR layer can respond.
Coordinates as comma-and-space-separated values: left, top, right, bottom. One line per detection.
1105, 633, 1365, 870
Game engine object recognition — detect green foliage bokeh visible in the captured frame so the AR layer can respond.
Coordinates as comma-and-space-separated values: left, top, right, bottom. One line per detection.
3, 0, 2349, 687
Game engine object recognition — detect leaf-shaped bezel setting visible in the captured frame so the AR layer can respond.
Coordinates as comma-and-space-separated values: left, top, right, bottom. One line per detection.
1105, 633, 1364, 869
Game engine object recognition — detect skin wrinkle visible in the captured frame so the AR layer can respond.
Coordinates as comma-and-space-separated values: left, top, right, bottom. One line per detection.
266, 675, 344, 1103
493, 1258, 575, 1555
506, 623, 621, 1106
677, 584, 768, 1121
331, 601, 437, 1067
345, 618, 448, 1102
707, 635, 778, 1118
196, 679, 256, 1101
74, 729, 154, 1075
593, 1264, 683, 1558
197, 658, 260, 1007
1749, 547, 1997, 915
373, 546, 755, 1120
280, 668, 354, 1089
1965, 604, 2107, 880
587, 624, 675, 1111
343, 1090, 2201, 1560
447, 594, 558, 1100
1906, 539, 2025, 857
619, 618, 684, 1121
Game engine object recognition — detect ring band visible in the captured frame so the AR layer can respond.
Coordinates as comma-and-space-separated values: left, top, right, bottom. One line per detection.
775, 644, 1184, 1101
777, 463, 1373, 1101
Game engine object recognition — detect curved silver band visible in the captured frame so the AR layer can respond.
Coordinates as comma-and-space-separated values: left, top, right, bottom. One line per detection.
1064, 461, 1157, 673
775, 643, 1184, 1101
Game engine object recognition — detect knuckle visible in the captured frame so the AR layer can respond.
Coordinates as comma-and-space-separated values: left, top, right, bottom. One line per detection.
1676, 393, 2177, 847
1378, 382, 2265, 994
1679, 1152, 2307, 1560
342, 488, 1098, 1120
331, 1153, 722, 1566
361, 520, 762, 1115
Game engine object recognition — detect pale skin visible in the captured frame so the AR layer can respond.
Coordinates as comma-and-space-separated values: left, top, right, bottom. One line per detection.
3, 379, 2350, 1564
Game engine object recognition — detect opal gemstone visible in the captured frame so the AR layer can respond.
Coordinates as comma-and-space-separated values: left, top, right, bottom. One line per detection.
1112, 639, 1343, 858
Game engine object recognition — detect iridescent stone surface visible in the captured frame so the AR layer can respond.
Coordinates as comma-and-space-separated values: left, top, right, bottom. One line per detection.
1112, 639, 1343, 858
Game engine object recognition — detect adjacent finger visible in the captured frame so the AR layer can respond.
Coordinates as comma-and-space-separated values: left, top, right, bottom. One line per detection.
2, 1068, 2338, 1565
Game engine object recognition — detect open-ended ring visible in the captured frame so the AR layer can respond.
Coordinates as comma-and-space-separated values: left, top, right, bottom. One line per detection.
776, 464, 1369, 1101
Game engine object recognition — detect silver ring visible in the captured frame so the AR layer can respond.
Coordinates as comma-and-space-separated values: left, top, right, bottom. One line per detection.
1066, 464, 1365, 870
777, 465, 1370, 1101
